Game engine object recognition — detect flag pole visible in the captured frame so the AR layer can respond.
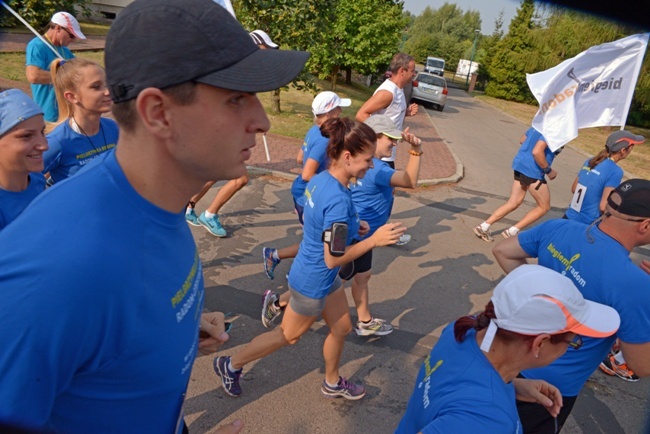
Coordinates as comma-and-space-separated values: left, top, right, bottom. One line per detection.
262, 133, 271, 161
618, 33, 649, 131
0, 1, 64, 60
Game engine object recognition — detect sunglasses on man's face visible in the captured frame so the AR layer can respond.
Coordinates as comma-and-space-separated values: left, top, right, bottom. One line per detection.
60, 27, 76, 39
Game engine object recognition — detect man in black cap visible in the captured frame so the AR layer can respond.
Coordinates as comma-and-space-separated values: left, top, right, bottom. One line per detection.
492, 179, 650, 433
0, 0, 308, 433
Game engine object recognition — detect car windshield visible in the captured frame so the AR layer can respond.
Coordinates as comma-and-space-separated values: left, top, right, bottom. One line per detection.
416, 74, 445, 87
427, 59, 444, 68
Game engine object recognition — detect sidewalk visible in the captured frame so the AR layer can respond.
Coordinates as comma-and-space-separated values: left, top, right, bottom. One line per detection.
0, 31, 463, 184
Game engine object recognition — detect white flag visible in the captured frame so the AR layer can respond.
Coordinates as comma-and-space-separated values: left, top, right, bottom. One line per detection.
527, 33, 649, 151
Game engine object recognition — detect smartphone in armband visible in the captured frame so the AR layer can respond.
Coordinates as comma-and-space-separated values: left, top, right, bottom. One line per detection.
322, 222, 348, 256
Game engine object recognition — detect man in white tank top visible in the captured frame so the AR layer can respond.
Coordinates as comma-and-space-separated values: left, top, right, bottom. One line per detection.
356, 53, 419, 167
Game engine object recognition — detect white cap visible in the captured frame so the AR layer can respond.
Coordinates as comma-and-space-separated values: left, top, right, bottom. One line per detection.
311, 91, 351, 116
480, 265, 620, 352
51, 12, 86, 40
249, 30, 279, 49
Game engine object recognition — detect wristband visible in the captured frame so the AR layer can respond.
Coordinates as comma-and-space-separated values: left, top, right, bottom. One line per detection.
542, 166, 552, 174
409, 149, 423, 157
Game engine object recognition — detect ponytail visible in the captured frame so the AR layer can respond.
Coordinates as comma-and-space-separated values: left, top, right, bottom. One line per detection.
587, 148, 609, 169
454, 301, 495, 343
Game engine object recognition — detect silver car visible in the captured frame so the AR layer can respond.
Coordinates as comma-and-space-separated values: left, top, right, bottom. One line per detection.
411, 72, 447, 111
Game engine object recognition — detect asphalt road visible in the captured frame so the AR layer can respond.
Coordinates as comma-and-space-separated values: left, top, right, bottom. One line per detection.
184, 88, 649, 434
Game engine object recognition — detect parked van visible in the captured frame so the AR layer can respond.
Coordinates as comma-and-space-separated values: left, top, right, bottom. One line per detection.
424, 57, 445, 77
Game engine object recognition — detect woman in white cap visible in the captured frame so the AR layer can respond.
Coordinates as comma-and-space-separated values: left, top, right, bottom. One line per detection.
341, 114, 423, 336
396, 264, 620, 434
565, 130, 644, 223
44, 58, 118, 184
214, 118, 405, 400
0, 89, 48, 230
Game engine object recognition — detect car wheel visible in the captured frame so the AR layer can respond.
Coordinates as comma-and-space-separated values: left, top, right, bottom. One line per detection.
437, 105, 444, 112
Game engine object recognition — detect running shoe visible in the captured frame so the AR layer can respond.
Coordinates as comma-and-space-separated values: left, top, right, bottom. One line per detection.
501, 228, 518, 239
198, 212, 227, 237
213, 356, 243, 396
185, 208, 200, 226
262, 247, 281, 280
599, 354, 639, 382
261, 290, 282, 328
395, 234, 411, 246
355, 317, 393, 336
321, 377, 366, 400
473, 225, 494, 242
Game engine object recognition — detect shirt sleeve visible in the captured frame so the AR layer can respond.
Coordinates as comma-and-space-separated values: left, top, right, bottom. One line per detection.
43, 131, 63, 174
375, 164, 395, 188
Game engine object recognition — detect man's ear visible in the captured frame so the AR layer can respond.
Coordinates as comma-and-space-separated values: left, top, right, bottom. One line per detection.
135, 88, 173, 139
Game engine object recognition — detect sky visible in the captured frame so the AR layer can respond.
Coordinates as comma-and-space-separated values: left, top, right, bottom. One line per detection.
401, 0, 521, 35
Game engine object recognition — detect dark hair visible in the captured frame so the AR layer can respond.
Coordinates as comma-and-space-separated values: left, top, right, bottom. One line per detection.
588, 146, 627, 169
111, 81, 197, 132
454, 300, 572, 345
320, 117, 376, 161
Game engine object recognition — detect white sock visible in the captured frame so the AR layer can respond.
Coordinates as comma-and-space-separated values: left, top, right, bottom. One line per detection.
507, 226, 520, 235
272, 250, 280, 261
614, 350, 626, 364
185, 207, 193, 214
227, 359, 241, 373
480, 222, 490, 231
325, 378, 340, 388
205, 211, 216, 219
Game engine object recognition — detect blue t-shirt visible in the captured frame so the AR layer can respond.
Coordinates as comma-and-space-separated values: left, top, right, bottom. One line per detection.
290, 125, 329, 206
0, 173, 46, 230
565, 158, 623, 224
350, 158, 395, 238
0, 150, 202, 433
25, 37, 74, 122
396, 325, 521, 434
517, 219, 650, 396
511, 127, 554, 180
44, 118, 119, 183
288, 171, 360, 299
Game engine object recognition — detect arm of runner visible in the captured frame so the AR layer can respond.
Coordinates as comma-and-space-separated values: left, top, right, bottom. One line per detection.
571, 176, 578, 194
300, 158, 320, 182
323, 221, 405, 268
296, 148, 304, 166
25, 65, 52, 85
513, 378, 563, 418
619, 341, 650, 377
390, 128, 422, 188
641, 260, 650, 274
532, 140, 557, 180
492, 236, 531, 273
355, 90, 393, 122
599, 187, 616, 213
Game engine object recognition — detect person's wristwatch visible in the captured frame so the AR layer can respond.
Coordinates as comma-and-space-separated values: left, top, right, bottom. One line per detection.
542, 166, 552, 174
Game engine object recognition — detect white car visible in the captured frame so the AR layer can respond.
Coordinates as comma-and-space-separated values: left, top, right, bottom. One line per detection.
411, 72, 447, 111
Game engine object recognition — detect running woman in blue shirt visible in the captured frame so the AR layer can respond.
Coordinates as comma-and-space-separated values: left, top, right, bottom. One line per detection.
214, 118, 405, 400
565, 130, 643, 224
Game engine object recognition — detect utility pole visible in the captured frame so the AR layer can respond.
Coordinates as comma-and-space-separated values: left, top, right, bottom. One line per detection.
466, 29, 480, 86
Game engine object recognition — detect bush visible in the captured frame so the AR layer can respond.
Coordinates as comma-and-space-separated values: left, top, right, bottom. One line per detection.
0, 0, 90, 30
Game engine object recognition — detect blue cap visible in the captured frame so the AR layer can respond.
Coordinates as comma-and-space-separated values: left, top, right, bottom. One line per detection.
0, 89, 44, 137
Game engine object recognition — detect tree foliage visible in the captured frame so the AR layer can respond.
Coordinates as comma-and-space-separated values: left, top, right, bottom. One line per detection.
401, 2, 482, 73
234, 0, 334, 112
0, 0, 90, 29
310, 0, 407, 89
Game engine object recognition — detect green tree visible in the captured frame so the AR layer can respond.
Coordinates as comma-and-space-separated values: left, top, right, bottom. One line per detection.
485, 0, 537, 102
310, 0, 406, 89
1, 0, 90, 29
402, 2, 481, 73
235, 0, 334, 113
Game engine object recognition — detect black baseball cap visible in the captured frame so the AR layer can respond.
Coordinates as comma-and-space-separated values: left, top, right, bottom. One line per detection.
607, 179, 650, 218
105, 0, 310, 103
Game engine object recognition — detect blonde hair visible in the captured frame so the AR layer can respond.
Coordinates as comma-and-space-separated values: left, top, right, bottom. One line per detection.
49, 58, 103, 124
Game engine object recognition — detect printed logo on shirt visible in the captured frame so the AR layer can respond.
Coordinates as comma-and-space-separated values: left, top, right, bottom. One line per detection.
417, 354, 443, 409
546, 243, 587, 287
76, 143, 116, 161
305, 185, 316, 208
171, 251, 202, 322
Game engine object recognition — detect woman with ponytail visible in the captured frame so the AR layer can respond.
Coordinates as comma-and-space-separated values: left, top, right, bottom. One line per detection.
565, 130, 644, 223
213, 117, 405, 400
396, 265, 620, 434
43, 58, 118, 184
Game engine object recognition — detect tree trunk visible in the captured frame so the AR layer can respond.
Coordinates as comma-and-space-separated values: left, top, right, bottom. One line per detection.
345, 67, 352, 85
330, 65, 339, 91
271, 89, 281, 113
